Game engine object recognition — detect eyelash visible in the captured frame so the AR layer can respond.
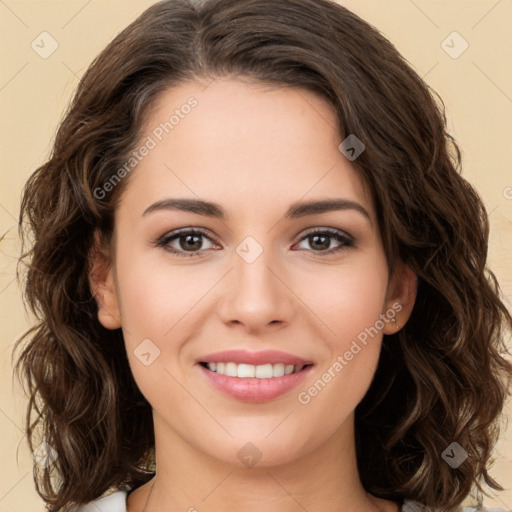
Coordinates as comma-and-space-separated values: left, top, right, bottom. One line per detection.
155, 227, 355, 258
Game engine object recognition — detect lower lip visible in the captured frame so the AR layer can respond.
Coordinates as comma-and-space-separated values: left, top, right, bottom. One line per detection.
198, 364, 314, 402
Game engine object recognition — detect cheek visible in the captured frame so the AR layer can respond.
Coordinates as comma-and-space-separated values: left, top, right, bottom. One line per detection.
304, 254, 389, 344
115, 252, 215, 345
113, 248, 224, 395
293, 254, 388, 418
114, 257, 198, 408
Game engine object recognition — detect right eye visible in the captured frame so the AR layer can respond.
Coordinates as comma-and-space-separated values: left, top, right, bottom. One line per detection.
156, 227, 220, 257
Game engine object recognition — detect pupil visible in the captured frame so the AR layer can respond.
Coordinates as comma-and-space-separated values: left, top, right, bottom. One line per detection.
311, 234, 329, 250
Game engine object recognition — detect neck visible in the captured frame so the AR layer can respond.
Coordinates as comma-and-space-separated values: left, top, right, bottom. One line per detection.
128, 412, 398, 512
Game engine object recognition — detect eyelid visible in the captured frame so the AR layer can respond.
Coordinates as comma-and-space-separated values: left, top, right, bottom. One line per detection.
297, 226, 354, 242
157, 226, 217, 241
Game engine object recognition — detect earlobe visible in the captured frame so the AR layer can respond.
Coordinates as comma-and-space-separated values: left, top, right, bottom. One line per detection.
88, 231, 122, 330
383, 263, 417, 335
95, 270, 122, 330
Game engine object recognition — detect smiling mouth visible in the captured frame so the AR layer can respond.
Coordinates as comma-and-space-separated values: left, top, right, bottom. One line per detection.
200, 361, 314, 378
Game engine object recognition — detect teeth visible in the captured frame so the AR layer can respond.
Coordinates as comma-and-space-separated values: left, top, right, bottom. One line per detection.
237, 364, 255, 378
226, 362, 237, 377
285, 364, 294, 375
271, 363, 284, 377
205, 362, 305, 378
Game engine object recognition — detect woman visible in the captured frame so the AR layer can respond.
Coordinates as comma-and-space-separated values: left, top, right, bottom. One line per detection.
15, 0, 512, 511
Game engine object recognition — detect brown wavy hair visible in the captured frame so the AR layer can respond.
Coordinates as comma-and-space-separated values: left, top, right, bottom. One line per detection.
14, 0, 512, 510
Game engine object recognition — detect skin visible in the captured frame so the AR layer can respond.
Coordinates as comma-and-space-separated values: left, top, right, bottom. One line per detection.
90, 77, 417, 512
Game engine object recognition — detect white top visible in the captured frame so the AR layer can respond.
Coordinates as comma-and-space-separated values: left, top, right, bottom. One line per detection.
73, 489, 446, 511
74, 489, 129, 511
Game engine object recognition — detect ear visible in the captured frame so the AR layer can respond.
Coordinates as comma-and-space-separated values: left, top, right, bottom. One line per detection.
88, 230, 122, 330
382, 262, 417, 335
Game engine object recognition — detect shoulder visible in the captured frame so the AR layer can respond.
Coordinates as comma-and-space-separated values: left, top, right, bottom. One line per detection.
401, 499, 465, 511
401, 499, 428, 511
72, 489, 128, 512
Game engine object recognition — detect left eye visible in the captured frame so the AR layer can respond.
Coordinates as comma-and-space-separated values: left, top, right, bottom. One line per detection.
294, 229, 353, 253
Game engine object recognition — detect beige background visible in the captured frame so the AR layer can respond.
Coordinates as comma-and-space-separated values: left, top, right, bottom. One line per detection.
1, 1, 511, 510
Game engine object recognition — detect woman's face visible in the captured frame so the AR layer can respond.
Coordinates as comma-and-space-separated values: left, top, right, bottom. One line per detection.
93, 78, 415, 468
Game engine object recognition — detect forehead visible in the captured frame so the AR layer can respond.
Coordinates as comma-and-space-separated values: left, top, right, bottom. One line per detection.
121, 78, 372, 217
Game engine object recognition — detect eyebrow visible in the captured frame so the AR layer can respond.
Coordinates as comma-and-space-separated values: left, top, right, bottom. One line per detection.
142, 198, 371, 222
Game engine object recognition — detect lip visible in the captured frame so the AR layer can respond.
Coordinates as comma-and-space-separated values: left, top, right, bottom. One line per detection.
197, 349, 313, 366
198, 363, 314, 403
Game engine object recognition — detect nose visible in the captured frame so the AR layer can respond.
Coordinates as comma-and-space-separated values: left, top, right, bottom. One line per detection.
216, 244, 296, 335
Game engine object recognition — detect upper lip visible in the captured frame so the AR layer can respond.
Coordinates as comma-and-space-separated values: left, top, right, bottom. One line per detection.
197, 349, 314, 366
